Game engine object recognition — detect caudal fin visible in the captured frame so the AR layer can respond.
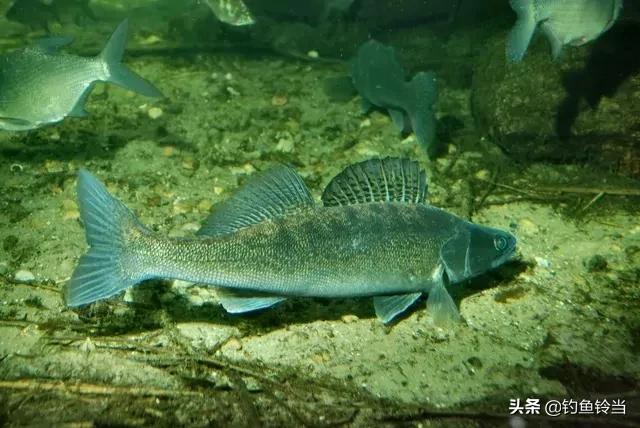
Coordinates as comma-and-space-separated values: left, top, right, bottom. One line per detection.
407, 71, 438, 153
99, 19, 163, 98
506, 0, 537, 63
65, 170, 151, 307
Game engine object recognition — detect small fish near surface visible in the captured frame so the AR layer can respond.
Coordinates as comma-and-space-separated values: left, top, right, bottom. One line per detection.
351, 40, 439, 156
0, 19, 162, 131
65, 158, 517, 325
507, 0, 624, 63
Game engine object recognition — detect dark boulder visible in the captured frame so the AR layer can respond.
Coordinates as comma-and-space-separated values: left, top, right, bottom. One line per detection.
472, 21, 640, 177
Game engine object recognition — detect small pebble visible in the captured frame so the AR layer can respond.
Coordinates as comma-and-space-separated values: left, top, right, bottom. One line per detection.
79, 337, 95, 353
162, 146, 177, 157
225, 337, 243, 351
271, 94, 288, 106
475, 169, 490, 180
182, 158, 196, 170
188, 295, 205, 306
197, 199, 213, 213
275, 137, 294, 153
148, 106, 163, 120
341, 314, 359, 323
226, 86, 240, 97
180, 222, 201, 234
534, 256, 551, 269
14, 270, 35, 283
518, 218, 539, 235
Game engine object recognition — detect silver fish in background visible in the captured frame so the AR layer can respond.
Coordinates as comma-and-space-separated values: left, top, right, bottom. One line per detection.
507, 0, 624, 63
65, 158, 516, 324
204, 0, 255, 26
0, 19, 162, 131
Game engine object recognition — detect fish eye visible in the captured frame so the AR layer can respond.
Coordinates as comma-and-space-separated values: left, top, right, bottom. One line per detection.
494, 236, 508, 252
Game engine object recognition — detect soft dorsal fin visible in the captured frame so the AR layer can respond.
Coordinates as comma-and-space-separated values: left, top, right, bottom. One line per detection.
198, 164, 314, 237
321, 157, 427, 207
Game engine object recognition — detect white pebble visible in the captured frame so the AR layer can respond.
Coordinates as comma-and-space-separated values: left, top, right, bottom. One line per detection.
14, 270, 35, 283
147, 107, 163, 120
534, 256, 551, 269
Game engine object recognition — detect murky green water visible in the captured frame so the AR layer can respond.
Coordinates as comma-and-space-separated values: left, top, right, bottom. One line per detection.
0, 1, 638, 426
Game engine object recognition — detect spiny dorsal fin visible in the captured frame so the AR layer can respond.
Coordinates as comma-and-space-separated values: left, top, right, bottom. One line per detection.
321, 157, 427, 207
198, 164, 314, 237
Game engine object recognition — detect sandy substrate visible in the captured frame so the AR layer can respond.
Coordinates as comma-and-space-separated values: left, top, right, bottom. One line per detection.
0, 45, 639, 426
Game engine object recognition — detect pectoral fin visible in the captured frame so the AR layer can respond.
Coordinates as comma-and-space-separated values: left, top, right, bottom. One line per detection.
427, 268, 460, 324
373, 292, 422, 324
216, 288, 286, 313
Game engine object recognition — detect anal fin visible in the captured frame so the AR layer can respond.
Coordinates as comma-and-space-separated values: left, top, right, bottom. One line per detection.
0, 116, 34, 131
374, 292, 422, 324
216, 288, 286, 314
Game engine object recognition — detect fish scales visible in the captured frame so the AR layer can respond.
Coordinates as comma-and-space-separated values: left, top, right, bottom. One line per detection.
139, 203, 454, 298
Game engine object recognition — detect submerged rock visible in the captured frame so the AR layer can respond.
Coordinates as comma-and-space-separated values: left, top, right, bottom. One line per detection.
472, 22, 640, 177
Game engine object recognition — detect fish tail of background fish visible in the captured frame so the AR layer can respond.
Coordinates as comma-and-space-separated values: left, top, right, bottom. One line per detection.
406, 71, 438, 153
506, 0, 537, 62
98, 19, 163, 98
65, 170, 153, 307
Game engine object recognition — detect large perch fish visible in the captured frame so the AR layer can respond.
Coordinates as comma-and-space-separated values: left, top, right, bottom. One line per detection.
66, 158, 516, 324
0, 19, 162, 131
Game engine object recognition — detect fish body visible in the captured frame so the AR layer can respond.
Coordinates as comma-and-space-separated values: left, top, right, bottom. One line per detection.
204, 0, 255, 26
0, 19, 162, 131
507, 0, 623, 62
66, 158, 516, 324
351, 40, 438, 154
